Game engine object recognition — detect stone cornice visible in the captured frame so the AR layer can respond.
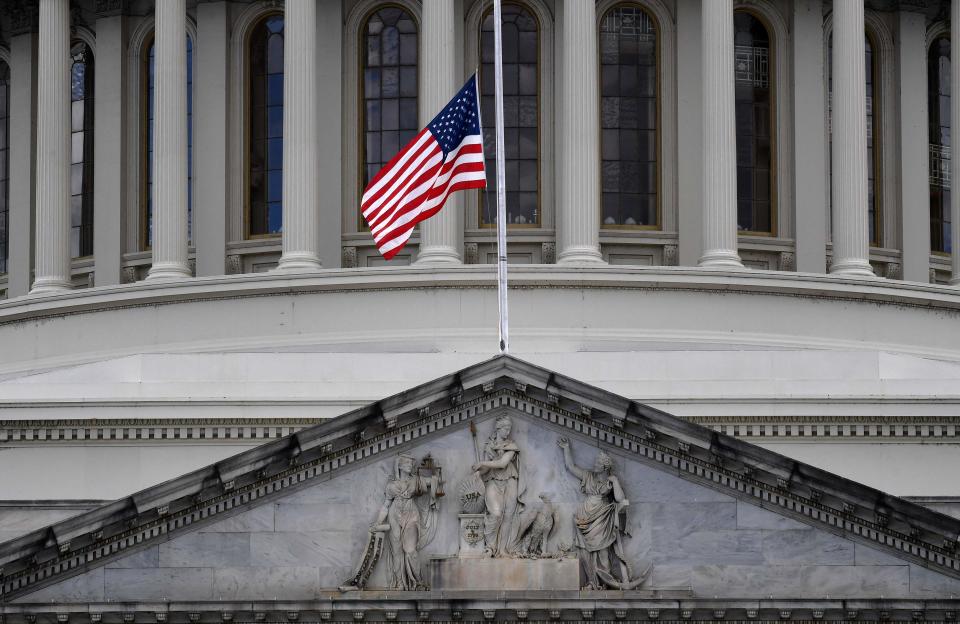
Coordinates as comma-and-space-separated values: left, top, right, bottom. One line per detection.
4, 412, 960, 444
2, 356, 960, 601
4, 598, 960, 623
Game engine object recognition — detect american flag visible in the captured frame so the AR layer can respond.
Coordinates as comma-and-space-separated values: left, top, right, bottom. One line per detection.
362, 75, 486, 259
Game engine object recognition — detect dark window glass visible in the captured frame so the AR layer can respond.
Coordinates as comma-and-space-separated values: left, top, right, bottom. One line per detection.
0, 61, 8, 274
143, 35, 194, 249
734, 12, 773, 234
71, 42, 94, 258
600, 5, 658, 228
929, 36, 952, 254
480, 4, 539, 226
828, 33, 880, 245
361, 6, 418, 226
248, 14, 284, 237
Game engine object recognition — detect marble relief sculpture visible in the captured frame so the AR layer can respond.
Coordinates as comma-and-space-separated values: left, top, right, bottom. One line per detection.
340, 454, 443, 591
557, 438, 650, 589
513, 492, 559, 558
471, 415, 526, 557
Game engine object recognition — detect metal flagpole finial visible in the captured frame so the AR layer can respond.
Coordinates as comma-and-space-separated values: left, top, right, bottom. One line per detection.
493, 0, 509, 354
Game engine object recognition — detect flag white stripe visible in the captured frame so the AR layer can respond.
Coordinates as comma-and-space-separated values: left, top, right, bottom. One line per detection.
360, 130, 432, 205
363, 141, 441, 220
374, 167, 488, 241
369, 151, 444, 235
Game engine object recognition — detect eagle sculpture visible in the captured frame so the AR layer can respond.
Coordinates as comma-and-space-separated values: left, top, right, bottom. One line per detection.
514, 492, 559, 558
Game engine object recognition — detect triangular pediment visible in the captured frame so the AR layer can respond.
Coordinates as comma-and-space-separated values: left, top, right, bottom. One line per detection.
4, 355, 960, 616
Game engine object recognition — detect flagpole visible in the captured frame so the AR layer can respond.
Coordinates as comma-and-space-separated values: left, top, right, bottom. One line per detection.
493, 0, 509, 354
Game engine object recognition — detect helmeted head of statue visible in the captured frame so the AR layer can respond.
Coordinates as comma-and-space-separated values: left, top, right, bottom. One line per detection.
494, 415, 513, 440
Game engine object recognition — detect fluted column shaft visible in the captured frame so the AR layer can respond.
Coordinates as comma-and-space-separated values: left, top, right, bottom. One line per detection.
556, 0, 605, 264
830, 0, 874, 276
276, 0, 322, 271
952, 0, 960, 284
31, 0, 72, 294
415, 0, 462, 264
699, 0, 742, 268
147, 0, 191, 280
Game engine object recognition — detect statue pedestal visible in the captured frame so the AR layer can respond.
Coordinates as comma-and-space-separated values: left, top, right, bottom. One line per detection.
457, 513, 486, 558
429, 557, 580, 591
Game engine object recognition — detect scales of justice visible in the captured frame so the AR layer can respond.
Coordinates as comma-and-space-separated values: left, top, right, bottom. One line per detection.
339, 416, 651, 592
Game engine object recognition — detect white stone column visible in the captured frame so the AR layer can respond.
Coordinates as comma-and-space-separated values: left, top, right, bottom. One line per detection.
31, 0, 72, 294
93, 9, 127, 287
897, 9, 929, 283
147, 0, 191, 280
952, 0, 960, 285
698, 0, 743, 269
196, 2, 229, 277
556, 0, 605, 264
276, 0, 322, 271
830, 0, 874, 277
792, 0, 827, 274
415, 0, 462, 265
7, 29, 37, 298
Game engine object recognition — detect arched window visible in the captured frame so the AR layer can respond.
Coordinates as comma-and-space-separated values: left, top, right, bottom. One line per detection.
734, 10, 774, 234
70, 41, 94, 258
247, 13, 284, 238
929, 35, 951, 255
360, 6, 418, 228
0, 60, 9, 274
141, 35, 194, 249
599, 4, 658, 229
479, 3, 539, 227
828, 32, 881, 246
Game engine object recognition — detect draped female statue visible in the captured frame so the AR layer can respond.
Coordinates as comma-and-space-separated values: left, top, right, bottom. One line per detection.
471, 415, 525, 557
557, 437, 648, 589
341, 453, 441, 591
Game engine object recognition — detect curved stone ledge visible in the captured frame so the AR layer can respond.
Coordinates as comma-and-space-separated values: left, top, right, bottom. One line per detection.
2, 266, 960, 322
1, 267, 960, 377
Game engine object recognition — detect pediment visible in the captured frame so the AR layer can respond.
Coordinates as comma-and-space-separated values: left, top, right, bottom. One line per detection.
4, 355, 960, 617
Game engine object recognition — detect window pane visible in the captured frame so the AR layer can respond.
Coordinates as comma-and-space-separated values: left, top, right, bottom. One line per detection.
930, 36, 952, 254
733, 11, 773, 234
248, 14, 284, 237
69, 42, 95, 257
360, 5, 419, 231
481, 4, 539, 226
599, 5, 658, 227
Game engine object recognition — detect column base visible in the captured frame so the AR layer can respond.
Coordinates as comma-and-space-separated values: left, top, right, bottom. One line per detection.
29, 277, 73, 295
146, 262, 192, 281
274, 253, 322, 273
698, 249, 744, 269
414, 246, 462, 265
556, 246, 606, 265
829, 258, 875, 277
949, 275, 960, 286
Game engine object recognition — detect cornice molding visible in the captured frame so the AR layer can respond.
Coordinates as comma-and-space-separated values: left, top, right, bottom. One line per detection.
4, 599, 960, 623
1, 356, 959, 601
4, 413, 960, 444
